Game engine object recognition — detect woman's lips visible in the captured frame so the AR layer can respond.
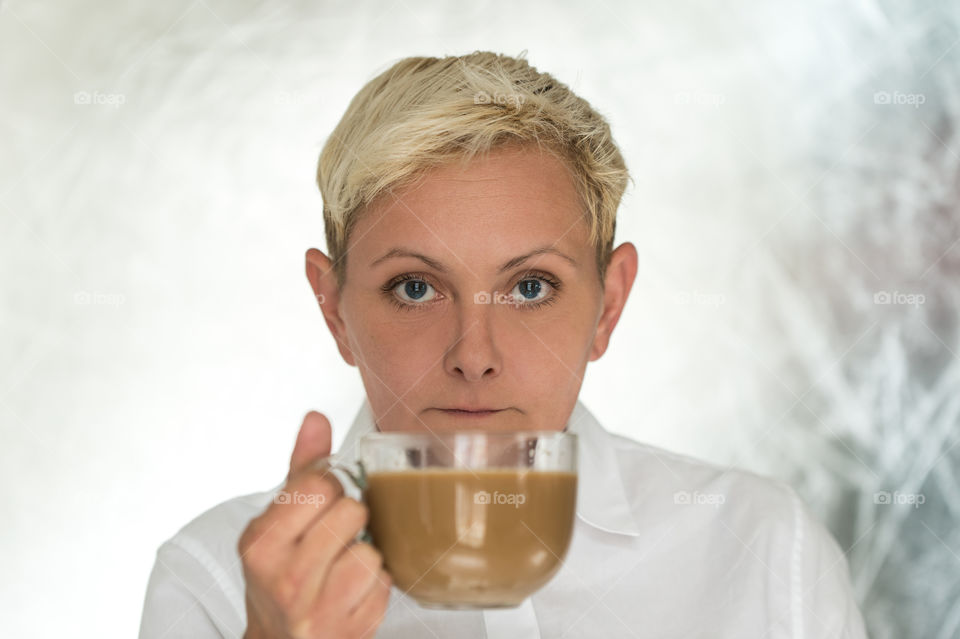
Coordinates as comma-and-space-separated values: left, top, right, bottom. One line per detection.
437, 408, 503, 417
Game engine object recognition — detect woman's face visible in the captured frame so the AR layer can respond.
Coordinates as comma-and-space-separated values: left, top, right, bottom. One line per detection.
306, 144, 636, 433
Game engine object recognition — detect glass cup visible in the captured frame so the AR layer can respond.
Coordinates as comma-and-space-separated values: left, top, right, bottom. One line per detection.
313, 429, 578, 609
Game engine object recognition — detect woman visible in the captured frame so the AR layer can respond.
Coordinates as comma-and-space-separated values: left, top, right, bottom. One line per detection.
139, 51, 869, 638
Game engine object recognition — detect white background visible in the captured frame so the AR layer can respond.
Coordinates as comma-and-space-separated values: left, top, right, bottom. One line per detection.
2, 1, 958, 637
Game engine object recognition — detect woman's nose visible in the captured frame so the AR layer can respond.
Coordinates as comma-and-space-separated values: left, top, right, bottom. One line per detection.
442, 306, 503, 382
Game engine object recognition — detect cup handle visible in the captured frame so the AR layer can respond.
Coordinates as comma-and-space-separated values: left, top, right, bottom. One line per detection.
310, 455, 373, 544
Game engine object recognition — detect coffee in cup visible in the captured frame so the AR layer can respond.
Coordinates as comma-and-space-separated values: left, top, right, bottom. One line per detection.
318, 430, 577, 609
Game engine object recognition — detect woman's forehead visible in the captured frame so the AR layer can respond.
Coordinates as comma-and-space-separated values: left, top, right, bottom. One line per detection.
350, 147, 591, 262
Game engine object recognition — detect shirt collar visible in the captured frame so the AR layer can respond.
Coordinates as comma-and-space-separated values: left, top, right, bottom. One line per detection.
336, 397, 641, 538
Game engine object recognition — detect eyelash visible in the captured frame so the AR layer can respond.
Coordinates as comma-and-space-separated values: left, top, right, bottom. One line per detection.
380, 270, 563, 312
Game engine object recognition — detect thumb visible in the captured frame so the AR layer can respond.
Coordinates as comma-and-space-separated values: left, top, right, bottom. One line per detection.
288, 411, 333, 479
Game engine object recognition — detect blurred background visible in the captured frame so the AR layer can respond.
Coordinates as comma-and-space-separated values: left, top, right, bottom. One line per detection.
2, 0, 958, 636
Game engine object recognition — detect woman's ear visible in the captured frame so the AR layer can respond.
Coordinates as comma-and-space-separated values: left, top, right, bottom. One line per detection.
589, 241, 638, 361
305, 248, 357, 367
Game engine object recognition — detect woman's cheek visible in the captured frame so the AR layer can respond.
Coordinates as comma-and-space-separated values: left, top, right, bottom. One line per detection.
381, 337, 436, 380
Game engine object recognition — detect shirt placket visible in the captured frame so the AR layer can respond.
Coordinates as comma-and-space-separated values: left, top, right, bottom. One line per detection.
482, 598, 541, 639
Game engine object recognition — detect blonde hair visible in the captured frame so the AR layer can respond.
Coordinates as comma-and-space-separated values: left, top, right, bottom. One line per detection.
317, 50, 630, 289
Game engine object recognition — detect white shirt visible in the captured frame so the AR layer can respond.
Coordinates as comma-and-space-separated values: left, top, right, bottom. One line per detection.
138, 398, 869, 638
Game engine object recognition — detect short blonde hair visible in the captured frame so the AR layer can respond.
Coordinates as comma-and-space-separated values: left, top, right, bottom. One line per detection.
317, 50, 630, 289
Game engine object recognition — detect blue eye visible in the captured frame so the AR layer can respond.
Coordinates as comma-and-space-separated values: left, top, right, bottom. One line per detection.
393, 277, 437, 304
403, 280, 428, 300
512, 278, 545, 302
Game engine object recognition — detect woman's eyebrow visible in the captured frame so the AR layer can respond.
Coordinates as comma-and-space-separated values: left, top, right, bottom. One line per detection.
369, 246, 578, 273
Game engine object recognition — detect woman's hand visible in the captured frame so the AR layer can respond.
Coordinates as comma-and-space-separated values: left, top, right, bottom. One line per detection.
238, 411, 391, 639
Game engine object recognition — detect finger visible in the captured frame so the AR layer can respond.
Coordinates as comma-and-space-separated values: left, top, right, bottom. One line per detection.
256, 471, 346, 548
349, 570, 392, 639
285, 497, 370, 613
320, 541, 384, 614
288, 411, 332, 479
